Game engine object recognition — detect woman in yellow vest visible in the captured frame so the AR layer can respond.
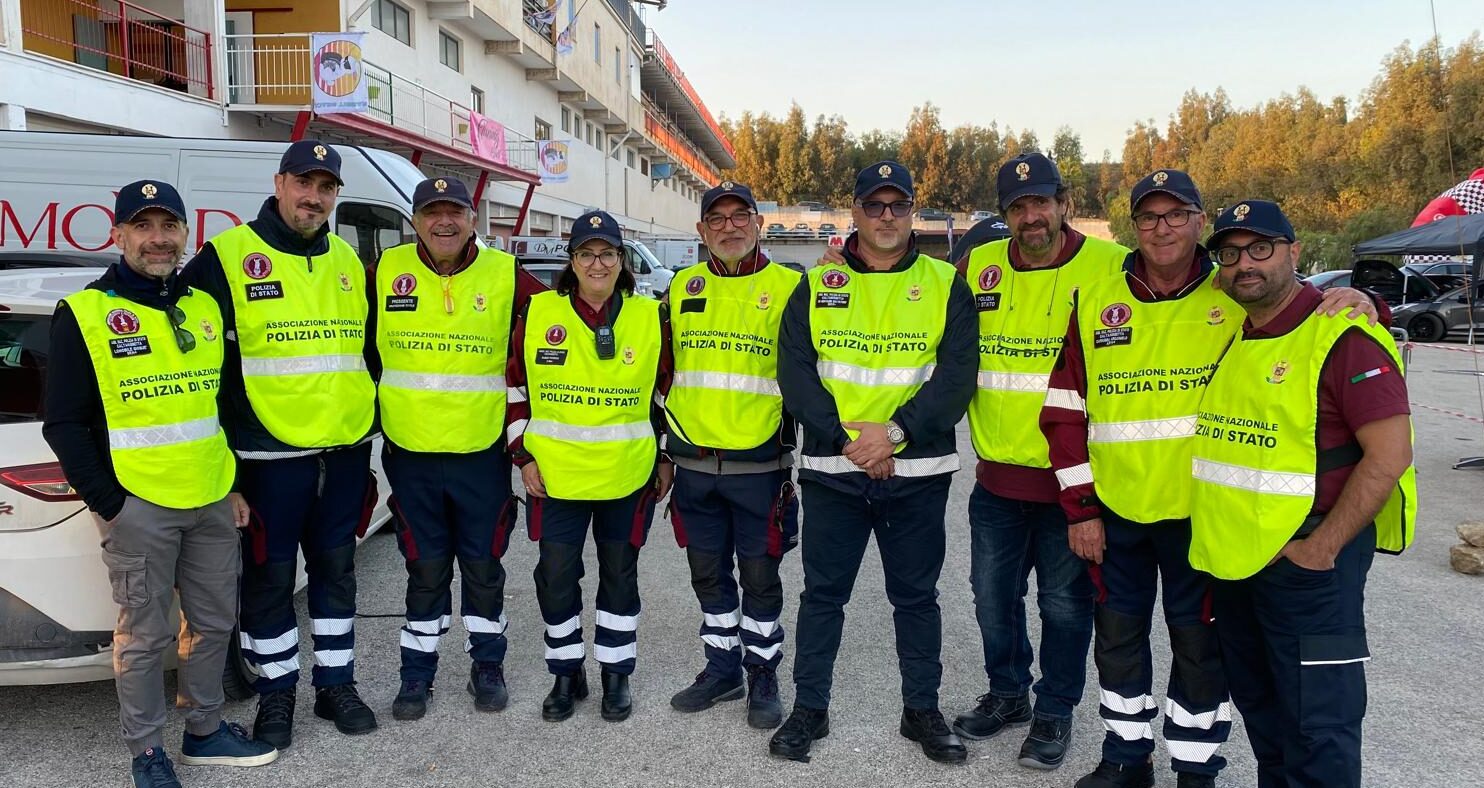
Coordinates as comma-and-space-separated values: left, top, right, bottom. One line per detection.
505, 210, 671, 723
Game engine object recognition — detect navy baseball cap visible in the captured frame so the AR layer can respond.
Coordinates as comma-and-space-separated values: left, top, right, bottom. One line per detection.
569, 210, 623, 250
854, 160, 914, 201
114, 179, 187, 225
278, 139, 344, 185
1130, 169, 1203, 212
997, 153, 1062, 211
700, 180, 758, 215
1208, 200, 1296, 248
413, 176, 473, 211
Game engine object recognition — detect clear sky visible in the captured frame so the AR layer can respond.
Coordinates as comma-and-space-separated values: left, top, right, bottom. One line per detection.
642, 0, 1479, 160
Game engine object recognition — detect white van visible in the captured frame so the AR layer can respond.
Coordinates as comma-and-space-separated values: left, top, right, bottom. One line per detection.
507, 235, 674, 298
0, 131, 422, 266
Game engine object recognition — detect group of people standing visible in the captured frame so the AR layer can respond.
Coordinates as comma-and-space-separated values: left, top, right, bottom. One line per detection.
44, 138, 1415, 788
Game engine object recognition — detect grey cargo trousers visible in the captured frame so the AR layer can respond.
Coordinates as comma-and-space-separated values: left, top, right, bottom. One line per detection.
96, 495, 240, 756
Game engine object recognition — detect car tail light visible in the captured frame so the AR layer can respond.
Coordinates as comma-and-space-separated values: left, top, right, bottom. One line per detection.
0, 462, 80, 502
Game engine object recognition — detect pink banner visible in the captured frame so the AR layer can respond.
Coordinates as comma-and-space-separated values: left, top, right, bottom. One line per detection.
469, 111, 509, 166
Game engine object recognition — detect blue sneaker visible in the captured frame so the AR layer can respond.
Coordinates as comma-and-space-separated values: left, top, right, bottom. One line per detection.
179, 721, 279, 767
131, 747, 181, 788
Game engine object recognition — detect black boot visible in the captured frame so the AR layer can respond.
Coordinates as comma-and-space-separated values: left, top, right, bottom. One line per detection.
391, 680, 432, 722
313, 683, 379, 735
900, 707, 968, 764
467, 662, 508, 712
1075, 760, 1155, 788
252, 688, 296, 750
745, 665, 783, 730
541, 672, 588, 722
1017, 716, 1073, 770
1175, 773, 1217, 788
768, 706, 829, 762
600, 670, 632, 722
952, 692, 1032, 740
670, 670, 745, 712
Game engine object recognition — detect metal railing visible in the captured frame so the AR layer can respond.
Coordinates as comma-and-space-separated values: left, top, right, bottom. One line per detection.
523, 0, 556, 42
21, 0, 213, 99
222, 33, 537, 174
603, 0, 647, 45
641, 94, 718, 185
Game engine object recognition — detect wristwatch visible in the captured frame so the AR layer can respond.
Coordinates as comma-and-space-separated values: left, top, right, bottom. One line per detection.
885, 420, 905, 445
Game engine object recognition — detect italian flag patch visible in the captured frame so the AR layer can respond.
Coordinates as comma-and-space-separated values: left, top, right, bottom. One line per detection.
1349, 366, 1392, 384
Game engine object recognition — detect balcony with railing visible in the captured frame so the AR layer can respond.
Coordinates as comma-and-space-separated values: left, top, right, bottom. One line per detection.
222, 33, 538, 177
641, 94, 718, 186
18, 0, 213, 99
639, 30, 734, 170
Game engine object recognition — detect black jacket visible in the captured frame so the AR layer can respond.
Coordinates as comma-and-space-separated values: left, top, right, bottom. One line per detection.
42, 262, 203, 520
178, 197, 377, 455
777, 233, 978, 495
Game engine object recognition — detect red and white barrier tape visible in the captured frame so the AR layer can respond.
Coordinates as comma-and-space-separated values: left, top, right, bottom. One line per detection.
1411, 401, 1484, 425
1410, 342, 1484, 355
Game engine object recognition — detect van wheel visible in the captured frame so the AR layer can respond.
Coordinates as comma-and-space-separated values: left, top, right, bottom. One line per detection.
223, 626, 257, 701
1408, 313, 1446, 343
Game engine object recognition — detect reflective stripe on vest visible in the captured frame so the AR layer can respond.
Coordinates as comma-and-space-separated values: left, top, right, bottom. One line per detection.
1189, 314, 1418, 580
1078, 271, 1236, 522
798, 454, 960, 477
806, 255, 956, 474
965, 237, 1128, 468
522, 290, 661, 500
374, 243, 516, 453
212, 224, 374, 448
64, 287, 234, 509
665, 262, 799, 450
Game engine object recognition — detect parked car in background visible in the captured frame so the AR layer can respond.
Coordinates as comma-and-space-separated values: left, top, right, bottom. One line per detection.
1305, 269, 1353, 290
969, 210, 996, 223
817, 223, 838, 237
0, 251, 113, 270
766, 223, 787, 237
797, 201, 830, 212
1392, 281, 1484, 343
1403, 261, 1471, 291
1309, 261, 1441, 307
792, 222, 812, 234
916, 208, 951, 221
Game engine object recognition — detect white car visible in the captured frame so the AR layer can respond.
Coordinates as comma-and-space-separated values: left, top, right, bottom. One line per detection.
0, 267, 391, 695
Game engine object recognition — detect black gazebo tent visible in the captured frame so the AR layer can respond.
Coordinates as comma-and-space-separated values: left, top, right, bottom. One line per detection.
1353, 214, 1484, 274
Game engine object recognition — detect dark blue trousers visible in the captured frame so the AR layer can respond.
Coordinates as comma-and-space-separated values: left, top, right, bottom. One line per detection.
238, 442, 374, 692
384, 442, 517, 683
528, 484, 657, 676
792, 476, 949, 710
1213, 525, 1375, 788
1094, 512, 1229, 777
670, 467, 797, 677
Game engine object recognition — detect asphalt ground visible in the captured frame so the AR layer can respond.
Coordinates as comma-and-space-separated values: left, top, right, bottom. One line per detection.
4, 340, 1484, 787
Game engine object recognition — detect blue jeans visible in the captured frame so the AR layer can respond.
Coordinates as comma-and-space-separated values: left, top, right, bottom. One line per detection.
968, 484, 1095, 720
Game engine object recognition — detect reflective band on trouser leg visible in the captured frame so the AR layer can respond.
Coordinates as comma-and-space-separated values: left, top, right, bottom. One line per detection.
700, 607, 742, 666
1100, 688, 1156, 744
741, 613, 783, 667
797, 454, 960, 477
239, 627, 301, 683
594, 609, 640, 670
1163, 698, 1233, 769
399, 614, 450, 654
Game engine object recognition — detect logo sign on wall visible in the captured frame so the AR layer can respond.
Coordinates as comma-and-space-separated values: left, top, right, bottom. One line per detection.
469, 111, 509, 166
537, 139, 572, 184
310, 32, 369, 114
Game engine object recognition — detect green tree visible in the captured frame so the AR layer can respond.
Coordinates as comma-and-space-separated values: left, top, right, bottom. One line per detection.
1051, 126, 1086, 211
899, 102, 951, 207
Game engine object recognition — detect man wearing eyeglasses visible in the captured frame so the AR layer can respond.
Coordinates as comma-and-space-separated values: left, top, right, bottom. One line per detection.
952, 152, 1128, 771
373, 177, 547, 721
1188, 200, 1414, 788
1038, 174, 1384, 788
180, 140, 378, 747
665, 182, 801, 730
770, 161, 977, 764
44, 181, 279, 788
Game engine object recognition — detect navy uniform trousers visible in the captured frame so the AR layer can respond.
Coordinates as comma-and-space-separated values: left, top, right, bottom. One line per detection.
528, 484, 658, 676
384, 442, 517, 683
1093, 511, 1230, 777
792, 475, 951, 711
669, 467, 798, 677
1213, 524, 1376, 788
237, 442, 374, 692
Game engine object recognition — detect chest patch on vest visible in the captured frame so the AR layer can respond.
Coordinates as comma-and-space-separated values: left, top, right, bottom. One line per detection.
1093, 327, 1132, 348
815, 292, 850, 309
680, 298, 707, 313
535, 348, 568, 365
385, 295, 418, 312
109, 336, 152, 358
245, 281, 284, 301
976, 293, 1001, 311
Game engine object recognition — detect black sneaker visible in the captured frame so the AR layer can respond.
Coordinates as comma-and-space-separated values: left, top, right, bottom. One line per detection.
1075, 759, 1155, 788
899, 707, 968, 764
671, 669, 745, 712
768, 706, 829, 762
392, 679, 432, 721
1176, 773, 1217, 788
952, 692, 1033, 740
1018, 716, 1073, 770
745, 665, 783, 729
313, 683, 379, 735
468, 662, 509, 712
252, 688, 296, 750
130, 747, 181, 788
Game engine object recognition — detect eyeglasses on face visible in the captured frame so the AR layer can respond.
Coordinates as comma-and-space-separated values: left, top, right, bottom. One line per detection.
702, 212, 755, 230
1132, 208, 1199, 231
1210, 239, 1290, 267
165, 305, 196, 353
859, 200, 913, 219
573, 249, 621, 266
